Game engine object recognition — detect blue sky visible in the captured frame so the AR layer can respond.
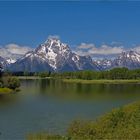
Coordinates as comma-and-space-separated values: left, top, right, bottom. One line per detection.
0, 1, 140, 55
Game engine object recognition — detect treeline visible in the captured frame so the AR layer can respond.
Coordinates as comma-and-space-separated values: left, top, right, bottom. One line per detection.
11, 71, 51, 78
51, 68, 140, 80
10, 67, 140, 80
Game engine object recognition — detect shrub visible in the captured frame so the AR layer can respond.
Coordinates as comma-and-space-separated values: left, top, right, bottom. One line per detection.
7, 77, 20, 90
68, 101, 140, 139
0, 81, 3, 88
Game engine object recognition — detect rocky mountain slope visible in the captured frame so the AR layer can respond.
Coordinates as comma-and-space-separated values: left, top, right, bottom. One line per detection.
0, 56, 8, 70
93, 51, 140, 70
8, 37, 98, 72
1, 37, 140, 72
112, 51, 140, 69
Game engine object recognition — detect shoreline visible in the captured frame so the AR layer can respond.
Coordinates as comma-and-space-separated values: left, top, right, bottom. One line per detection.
16, 76, 52, 80
63, 79, 140, 84
15, 76, 140, 84
27, 100, 140, 139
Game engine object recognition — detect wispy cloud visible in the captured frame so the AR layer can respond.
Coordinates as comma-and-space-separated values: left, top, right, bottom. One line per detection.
5, 44, 32, 55
48, 35, 60, 40
77, 43, 95, 49
133, 46, 140, 53
74, 42, 140, 60
74, 43, 124, 57
0, 43, 32, 60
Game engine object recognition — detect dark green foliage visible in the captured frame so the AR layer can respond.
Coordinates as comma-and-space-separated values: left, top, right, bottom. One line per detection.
7, 77, 20, 90
24, 71, 29, 76
8, 68, 140, 80
38, 72, 51, 78
0, 63, 3, 78
50, 68, 140, 80
0, 81, 2, 88
0, 72, 20, 90
27, 134, 69, 140
68, 101, 140, 139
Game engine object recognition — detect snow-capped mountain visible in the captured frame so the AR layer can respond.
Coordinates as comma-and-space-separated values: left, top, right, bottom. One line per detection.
94, 51, 140, 70
0, 44, 32, 64
112, 51, 140, 69
9, 37, 98, 72
94, 59, 113, 70
2, 37, 140, 72
0, 56, 8, 70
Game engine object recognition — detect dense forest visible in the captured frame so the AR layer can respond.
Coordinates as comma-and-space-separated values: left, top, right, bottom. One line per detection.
12, 67, 140, 80
51, 68, 140, 80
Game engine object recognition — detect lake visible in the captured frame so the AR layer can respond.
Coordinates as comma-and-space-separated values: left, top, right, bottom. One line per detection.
0, 79, 140, 139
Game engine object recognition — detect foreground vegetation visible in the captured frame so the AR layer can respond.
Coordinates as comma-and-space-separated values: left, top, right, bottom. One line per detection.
27, 101, 140, 140
0, 87, 13, 94
0, 71, 20, 94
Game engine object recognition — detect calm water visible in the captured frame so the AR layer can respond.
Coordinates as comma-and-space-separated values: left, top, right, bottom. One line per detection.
0, 79, 140, 139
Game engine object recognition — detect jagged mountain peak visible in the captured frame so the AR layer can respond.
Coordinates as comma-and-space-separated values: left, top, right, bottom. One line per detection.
93, 58, 113, 70
117, 50, 140, 61
33, 38, 72, 70
0, 56, 8, 69
45, 36, 61, 44
35, 37, 71, 55
8, 37, 98, 72
120, 50, 139, 56
111, 50, 140, 69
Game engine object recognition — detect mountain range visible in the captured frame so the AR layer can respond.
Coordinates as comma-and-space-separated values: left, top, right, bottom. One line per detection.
1, 37, 140, 72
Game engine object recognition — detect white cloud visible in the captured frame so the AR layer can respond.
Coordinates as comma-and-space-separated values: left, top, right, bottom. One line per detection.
75, 43, 124, 57
133, 46, 140, 53
48, 35, 60, 40
5, 44, 32, 55
89, 44, 124, 55
78, 43, 95, 49
0, 43, 33, 60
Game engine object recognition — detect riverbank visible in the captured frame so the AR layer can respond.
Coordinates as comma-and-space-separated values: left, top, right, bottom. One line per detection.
63, 79, 140, 84
0, 88, 13, 95
17, 76, 52, 80
27, 101, 140, 139
16, 76, 140, 84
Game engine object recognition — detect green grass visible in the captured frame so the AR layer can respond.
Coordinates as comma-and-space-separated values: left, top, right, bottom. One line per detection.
68, 101, 140, 139
16, 76, 140, 84
0, 87, 13, 94
17, 76, 52, 79
63, 79, 140, 84
27, 134, 68, 140
27, 101, 140, 140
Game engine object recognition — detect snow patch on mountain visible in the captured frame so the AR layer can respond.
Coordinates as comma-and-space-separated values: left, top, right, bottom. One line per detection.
9, 37, 98, 72
0, 44, 33, 64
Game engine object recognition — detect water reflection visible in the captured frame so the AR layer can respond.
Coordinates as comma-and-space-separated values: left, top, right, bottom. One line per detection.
0, 79, 140, 139
27, 79, 140, 101
0, 94, 19, 107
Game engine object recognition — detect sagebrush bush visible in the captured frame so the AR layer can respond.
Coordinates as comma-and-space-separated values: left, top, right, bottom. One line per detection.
68, 101, 140, 139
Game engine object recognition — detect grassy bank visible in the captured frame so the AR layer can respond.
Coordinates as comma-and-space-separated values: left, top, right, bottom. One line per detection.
27, 101, 140, 140
68, 101, 140, 139
16, 76, 140, 84
0, 88, 13, 95
63, 79, 140, 84
17, 76, 52, 80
